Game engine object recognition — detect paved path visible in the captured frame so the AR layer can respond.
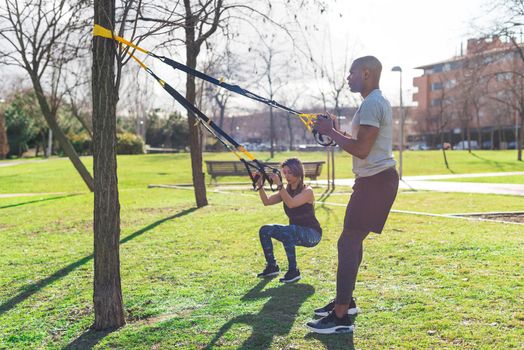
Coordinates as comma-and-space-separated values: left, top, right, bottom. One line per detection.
312, 171, 524, 196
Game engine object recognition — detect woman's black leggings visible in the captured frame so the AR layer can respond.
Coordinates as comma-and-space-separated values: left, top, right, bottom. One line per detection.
335, 229, 370, 305
259, 224, 321, 270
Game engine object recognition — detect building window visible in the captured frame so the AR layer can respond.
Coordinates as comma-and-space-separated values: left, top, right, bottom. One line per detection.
431, 82, 443, 90
444, 79, 457, 88
483, 55, 494, 64
450, 61, 462, 70
433, 64, 443, 73
496, 72, 512, 81
431, 98, 442, 106
503, 52, 515, 61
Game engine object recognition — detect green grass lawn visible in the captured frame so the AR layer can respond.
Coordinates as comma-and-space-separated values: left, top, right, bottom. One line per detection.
0, 152, 523, 349
1, 150, 523, 194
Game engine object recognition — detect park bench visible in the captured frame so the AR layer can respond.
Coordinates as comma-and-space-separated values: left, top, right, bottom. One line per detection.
205, 160, 325, 184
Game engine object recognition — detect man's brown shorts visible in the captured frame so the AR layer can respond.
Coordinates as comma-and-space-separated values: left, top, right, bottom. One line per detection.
344, 167, 399, 234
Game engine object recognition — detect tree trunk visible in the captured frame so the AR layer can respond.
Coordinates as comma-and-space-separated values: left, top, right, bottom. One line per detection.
466, 123, 472, 153
287, 114, 293, 151
185, 20, 208, 207
440, 133, 449, 168
0, 109, 9, 159
29, 76, 94, 191
476, 109, 482, 147
218, 104, 225, 129
71, 101, 93, 138
92, 0, 125, 330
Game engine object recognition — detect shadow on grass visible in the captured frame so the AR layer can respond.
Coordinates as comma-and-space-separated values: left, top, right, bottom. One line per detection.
205, 279, 314, 349
316, 189, 339, 226
470, 151, 506, 171
400, 179, 418, 192
0, 194, 81, 210
64, 328, 113, 350
317, 186, 335, 202
0, 207, 197, 316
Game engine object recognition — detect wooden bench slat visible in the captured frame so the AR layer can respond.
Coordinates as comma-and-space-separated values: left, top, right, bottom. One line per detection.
205, 160, 325, 183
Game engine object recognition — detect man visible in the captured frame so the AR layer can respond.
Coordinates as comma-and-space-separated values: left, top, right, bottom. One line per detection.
307, 55, 399, 334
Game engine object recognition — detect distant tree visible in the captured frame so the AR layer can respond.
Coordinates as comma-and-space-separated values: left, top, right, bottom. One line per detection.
0, 0, 94, 190
427, 76, 453, 168
121, 64, 153, 141
487, 68, 524, 156
453, 54, 486, 153
3, 91, 45, 157
253, 32, 291, 158
145, 110, 189, 149
488, 0, 524, 159
65, 62, 93, 138
4, 105, 36, 157
202, 46, 239, 129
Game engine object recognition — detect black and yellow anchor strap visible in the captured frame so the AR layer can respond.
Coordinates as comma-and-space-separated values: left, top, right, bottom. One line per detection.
93, 24, 282, 191
92, 24, 335, 146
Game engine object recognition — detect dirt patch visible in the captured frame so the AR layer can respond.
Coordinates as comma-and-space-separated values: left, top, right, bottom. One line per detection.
455, 212, 524, 224
478, 214, 524, 223
137, 207, 177, 214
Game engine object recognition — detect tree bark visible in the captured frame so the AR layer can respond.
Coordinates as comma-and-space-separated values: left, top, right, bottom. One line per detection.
286, 114, 294, 151
440, 132, 449, 169
29, 75, 94, 191
185, 8, 208, 208
92, 0, 125, 330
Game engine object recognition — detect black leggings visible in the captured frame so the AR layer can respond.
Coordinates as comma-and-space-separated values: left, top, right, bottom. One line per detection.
335, 229, 370, 305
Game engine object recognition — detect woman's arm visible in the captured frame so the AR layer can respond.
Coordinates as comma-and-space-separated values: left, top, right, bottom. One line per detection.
278, 186, 314, 208
257, 175, 282, 206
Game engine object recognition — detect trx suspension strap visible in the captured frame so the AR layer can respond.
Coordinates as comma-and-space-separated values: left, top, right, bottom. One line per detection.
92, 25, 336, 147
93, 25, 281, 191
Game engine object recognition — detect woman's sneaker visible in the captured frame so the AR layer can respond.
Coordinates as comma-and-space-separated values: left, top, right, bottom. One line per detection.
257, 264, 280, 278
314, 298, 358, 317
279, 269, 301, 283
306, 311, 354, 334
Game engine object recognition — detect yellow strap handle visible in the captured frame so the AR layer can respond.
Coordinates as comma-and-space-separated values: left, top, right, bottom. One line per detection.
297, 113, 322, 131
93, 24, 150, 55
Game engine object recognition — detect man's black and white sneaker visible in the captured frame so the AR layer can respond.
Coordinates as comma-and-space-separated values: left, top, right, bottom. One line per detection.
279, 269, 301, 283
306, 311, 354, 334
314, 298, 358, 317
257, 264, 280, 278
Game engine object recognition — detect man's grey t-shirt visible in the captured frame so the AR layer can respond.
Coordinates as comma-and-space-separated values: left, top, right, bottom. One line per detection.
350, 89, 396, 177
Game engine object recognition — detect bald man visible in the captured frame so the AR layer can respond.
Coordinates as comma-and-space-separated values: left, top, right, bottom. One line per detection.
307, 56, 399, 334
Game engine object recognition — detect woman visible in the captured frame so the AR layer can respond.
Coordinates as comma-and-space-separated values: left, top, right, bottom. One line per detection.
256, 157, 322, 283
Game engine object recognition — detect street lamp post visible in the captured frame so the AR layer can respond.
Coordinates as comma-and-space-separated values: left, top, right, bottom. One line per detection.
392, 66, 404, 180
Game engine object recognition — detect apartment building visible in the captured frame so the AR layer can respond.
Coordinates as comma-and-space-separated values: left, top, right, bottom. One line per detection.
412, 36, 523, 149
